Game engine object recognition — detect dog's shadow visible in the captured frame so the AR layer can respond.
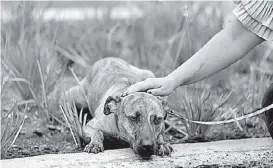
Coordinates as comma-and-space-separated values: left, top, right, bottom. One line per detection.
103, 137, 130, 150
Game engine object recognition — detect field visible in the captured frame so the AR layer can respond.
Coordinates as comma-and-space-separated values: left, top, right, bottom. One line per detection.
1, 1, 273, 160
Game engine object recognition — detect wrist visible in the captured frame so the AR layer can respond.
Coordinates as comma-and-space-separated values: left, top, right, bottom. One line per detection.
165, 75, 179, 90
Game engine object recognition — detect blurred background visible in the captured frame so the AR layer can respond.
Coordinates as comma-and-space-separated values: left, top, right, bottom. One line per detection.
1, 1, 273, 159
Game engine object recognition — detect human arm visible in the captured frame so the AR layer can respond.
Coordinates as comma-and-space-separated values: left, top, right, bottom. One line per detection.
124, 15, 264, 96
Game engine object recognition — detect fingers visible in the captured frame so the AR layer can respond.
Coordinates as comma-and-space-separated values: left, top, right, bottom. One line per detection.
147, 88, 168, 96
123, 82, 150, 96
123, 78, 157, 96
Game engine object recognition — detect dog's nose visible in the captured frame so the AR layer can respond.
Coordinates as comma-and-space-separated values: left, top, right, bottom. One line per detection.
139, 139, 154, 153
141, 144, 153, 152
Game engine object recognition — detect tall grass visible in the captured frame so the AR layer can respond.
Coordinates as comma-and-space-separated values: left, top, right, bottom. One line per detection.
168, 84, 234, 141
2, 2, 65, 122
1, 102, 27, 154
60, 99, 87, 149
234, 46, 273, 136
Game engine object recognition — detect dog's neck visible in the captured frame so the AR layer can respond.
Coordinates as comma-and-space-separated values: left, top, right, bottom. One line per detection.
99, 77, 130, 105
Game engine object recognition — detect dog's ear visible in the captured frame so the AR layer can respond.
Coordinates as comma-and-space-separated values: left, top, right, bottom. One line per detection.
161, 100, 170, 120
104, 95, 121, 115
157, 96, 170, 120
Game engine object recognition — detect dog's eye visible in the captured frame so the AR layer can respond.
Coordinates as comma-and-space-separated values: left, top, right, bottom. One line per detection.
129, 116, 138, 122
154, 117, 163, 125
128, 112, 140, 122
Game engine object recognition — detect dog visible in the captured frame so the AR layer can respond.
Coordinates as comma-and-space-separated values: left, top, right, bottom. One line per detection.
63, 57, 173, 158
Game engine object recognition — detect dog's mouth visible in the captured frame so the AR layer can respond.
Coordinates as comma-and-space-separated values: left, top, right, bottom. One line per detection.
137, 146, 154, 159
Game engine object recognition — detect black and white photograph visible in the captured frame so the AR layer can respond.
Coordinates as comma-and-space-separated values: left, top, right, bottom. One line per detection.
1, 0, 273, 167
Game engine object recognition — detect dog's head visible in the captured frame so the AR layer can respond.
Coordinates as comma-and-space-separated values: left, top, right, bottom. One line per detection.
104, 92, 169, 158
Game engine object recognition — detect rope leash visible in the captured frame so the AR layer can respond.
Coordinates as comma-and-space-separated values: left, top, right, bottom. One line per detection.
167, 103, 273, 125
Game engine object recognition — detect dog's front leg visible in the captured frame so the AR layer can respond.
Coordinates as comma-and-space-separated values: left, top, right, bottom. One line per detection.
155, 131, 173, 156
83, 120, 104, 154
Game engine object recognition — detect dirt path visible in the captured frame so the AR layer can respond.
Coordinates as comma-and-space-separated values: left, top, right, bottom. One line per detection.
2, 138, 273, 168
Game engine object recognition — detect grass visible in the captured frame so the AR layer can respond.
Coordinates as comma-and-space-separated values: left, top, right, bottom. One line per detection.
178, 86, 233, 140
60, 99, 87, 149
1, 3, 61, 121
1, 102, 27, 154
1, 1, 273, 149
59, 66, 90, 149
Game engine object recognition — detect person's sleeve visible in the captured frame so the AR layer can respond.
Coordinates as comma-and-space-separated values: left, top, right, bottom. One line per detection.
233, 0, 273, 41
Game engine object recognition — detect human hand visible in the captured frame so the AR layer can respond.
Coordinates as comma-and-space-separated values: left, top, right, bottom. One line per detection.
122, 77, 176, 96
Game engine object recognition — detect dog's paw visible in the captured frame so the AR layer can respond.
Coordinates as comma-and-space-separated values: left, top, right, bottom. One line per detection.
156, 143, 173, 156
84, 142, 104, 154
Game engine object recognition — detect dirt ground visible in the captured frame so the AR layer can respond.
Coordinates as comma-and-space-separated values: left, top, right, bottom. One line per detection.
2, 138, 272, 168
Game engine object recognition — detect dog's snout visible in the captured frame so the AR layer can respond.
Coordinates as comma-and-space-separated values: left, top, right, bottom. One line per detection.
138, 138, 155, 159
140, 139, 153, 149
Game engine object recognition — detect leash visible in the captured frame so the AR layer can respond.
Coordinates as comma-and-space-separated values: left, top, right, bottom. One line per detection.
167, 103, 273, 125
